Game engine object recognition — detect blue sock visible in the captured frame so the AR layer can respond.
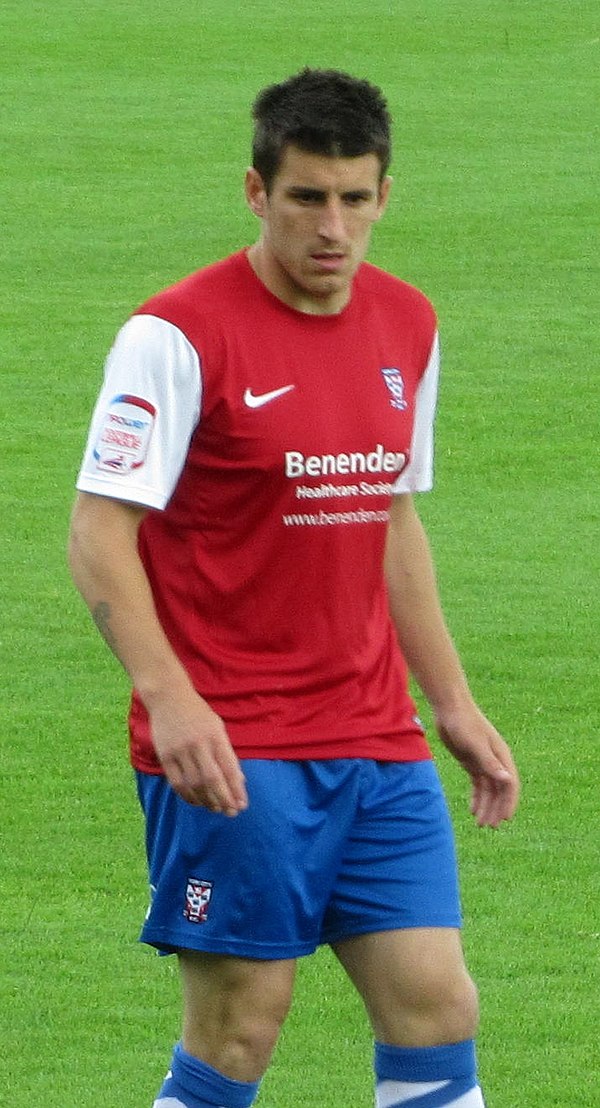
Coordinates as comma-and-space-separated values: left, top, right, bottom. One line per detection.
374, 1040, 486, 1106
153, 1042, 260, 1107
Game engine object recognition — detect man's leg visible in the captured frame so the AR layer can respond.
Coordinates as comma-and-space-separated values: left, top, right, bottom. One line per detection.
333, 928, 486, 1107
153, 952, 296, 1107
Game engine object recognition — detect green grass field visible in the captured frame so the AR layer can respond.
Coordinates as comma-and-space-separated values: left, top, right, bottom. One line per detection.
2, 1, 598, 1104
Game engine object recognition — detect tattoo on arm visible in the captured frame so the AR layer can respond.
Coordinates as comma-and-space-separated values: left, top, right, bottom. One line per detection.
92, 600, 121, 658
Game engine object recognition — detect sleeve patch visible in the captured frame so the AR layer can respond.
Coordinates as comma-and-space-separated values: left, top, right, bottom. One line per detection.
93, 394, 157, 475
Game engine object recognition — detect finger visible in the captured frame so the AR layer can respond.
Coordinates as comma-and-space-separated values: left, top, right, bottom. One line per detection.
473, 771, 518, 828
202, 787, 228, 815
486, 782, 514, 828
161, 723, 245, 813
176, 777, 239, 816
195, 755, 247, 816
160, 751, 230, 812
489, 737, 520, 789
203, 785, 245, 819
471, 777, 497, 828
487, 754, 520, 824
222, 765, 248, 811
210, 734, 249, 811
471, 772, 498, 827
498, 773, 520, 822
161, 753, 194, 803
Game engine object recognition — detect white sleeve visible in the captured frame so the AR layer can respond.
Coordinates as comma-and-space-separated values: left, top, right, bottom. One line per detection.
392, 331, 440, 494
76, 314, 201, 509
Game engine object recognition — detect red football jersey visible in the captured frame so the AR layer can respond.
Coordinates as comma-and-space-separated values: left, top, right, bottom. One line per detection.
78, 251, 440, 770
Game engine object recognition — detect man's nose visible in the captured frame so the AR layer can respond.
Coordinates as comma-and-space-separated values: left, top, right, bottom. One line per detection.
317, 199, 346, 242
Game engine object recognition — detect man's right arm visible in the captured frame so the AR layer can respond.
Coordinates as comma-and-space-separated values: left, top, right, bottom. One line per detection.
68, 491, 248, 815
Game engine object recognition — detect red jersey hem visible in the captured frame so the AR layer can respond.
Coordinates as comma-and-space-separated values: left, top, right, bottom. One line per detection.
130, 734, 432, 775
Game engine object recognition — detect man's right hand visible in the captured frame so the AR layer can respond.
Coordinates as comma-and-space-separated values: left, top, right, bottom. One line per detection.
149, 686, 250, 819
149, 691, 248, 815
69, 493, 248, 818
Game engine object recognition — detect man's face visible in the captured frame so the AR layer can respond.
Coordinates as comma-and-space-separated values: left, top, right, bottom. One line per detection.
246, 144, 391, 315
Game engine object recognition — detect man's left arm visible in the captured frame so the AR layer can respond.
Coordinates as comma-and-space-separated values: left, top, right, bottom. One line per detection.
384, 494, 520, 828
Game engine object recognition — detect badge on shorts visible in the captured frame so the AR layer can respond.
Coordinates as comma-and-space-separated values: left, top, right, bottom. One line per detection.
183, 878, 214, 924
93, 393, 156, 475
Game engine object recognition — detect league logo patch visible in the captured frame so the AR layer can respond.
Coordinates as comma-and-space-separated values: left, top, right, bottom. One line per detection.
380, 367, 408, 411
93, 394, 156, 475
183, 878, 214, 924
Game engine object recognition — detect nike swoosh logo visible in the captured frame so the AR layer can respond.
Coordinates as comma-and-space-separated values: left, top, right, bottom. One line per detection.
244, 385, 295, 409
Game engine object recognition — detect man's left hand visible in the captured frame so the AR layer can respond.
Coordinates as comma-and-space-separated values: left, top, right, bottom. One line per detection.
436, 706, 520, 828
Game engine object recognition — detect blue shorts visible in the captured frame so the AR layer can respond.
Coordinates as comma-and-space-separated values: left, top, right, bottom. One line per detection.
136, 758, 461, 959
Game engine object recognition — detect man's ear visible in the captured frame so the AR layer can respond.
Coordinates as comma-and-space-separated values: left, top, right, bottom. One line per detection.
245, 167, 268, 217
375, 175, 393, 220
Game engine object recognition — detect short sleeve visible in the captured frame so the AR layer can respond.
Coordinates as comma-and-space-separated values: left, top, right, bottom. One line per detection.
76, 314, 201, 509
392, 331, 440, 494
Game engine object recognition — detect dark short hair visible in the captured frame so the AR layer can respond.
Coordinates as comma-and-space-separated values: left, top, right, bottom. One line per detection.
252, 68, 392, 192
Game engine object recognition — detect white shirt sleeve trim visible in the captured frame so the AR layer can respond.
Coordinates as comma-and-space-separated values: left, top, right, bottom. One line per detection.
392, 331, 440, 494
76, 315, 201, 509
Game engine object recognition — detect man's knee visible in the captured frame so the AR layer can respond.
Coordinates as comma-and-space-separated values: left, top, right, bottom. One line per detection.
380, 966, 480, 1046
333, 928, 480, 1047
178, 951, 295, 1081
433, 969, 480, 1041
207, 982, 292, 1076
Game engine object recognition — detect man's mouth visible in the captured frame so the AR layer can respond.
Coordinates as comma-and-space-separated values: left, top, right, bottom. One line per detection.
310, 252, 346, 272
